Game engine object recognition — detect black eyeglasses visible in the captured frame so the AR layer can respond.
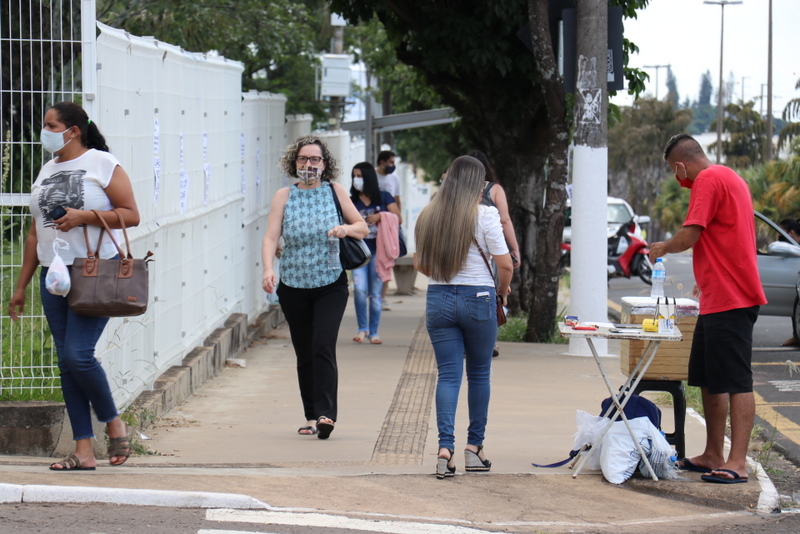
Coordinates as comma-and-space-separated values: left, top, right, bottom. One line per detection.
297, 156, 323, 165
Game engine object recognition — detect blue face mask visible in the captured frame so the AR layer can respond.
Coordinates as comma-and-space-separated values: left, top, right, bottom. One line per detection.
384, 165, 396, 174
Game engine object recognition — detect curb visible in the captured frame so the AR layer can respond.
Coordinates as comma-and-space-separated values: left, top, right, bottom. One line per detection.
0, 482, 268, 509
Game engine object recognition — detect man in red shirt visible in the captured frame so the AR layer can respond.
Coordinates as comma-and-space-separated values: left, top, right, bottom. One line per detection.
649, 134, 766, 485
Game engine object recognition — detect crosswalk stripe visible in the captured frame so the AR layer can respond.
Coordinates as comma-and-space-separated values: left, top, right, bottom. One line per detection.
206, 509, 493, 534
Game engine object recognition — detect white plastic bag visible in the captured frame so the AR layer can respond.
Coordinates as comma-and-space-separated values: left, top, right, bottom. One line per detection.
45, 238, 71, 296
599, 416, 679, 484
572, 410, 607, 471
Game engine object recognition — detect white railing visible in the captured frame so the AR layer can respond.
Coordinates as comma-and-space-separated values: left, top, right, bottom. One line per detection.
1, 0, 88, 397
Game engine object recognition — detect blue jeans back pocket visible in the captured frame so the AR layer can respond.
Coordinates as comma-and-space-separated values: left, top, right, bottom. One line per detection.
463, 294, 492, 324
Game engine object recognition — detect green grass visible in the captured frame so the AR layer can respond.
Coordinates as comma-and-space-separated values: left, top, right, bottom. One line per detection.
653, 382, 702, 415
497, 306, 568, 344
1, 245, 61, 401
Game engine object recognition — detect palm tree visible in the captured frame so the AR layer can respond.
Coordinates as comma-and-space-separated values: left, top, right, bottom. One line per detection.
778, 78, 800, 154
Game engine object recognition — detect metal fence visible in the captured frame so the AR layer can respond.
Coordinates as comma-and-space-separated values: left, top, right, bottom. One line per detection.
1, 0, 96, 398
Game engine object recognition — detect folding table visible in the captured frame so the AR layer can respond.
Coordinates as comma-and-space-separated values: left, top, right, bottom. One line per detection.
559, 322, 683, 481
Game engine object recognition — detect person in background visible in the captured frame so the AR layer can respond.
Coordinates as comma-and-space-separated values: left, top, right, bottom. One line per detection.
778, 218, 800, 347
467, 149, 521, 358
376, 150, 402, 311
414, 155, 513, 479
349, 162, 402, 345
261, 135, 368, 439
8, 102, 138, 470
649, 134, 766, 484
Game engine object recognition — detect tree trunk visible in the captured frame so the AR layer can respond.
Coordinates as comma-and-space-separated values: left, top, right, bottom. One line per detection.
511, 0, 570, 342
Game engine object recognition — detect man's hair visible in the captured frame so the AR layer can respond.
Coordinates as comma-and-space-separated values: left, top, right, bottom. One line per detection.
377, 150, 396, 165
663, 133, 705, 162
780, 218, 800, 235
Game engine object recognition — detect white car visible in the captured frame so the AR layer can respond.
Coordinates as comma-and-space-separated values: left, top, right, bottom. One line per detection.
562, 196, 651, 243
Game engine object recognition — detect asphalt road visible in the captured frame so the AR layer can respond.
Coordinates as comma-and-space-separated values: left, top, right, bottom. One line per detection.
607, 253, 800, 465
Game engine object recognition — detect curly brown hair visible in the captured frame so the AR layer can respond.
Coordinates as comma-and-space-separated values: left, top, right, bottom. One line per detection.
278, 135, 340, 182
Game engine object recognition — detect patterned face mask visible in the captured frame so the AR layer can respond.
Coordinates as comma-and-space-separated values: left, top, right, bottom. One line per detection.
297, 165, 321, 185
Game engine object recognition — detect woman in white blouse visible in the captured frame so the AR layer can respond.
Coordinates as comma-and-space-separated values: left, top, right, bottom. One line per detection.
414, 156, 513, 479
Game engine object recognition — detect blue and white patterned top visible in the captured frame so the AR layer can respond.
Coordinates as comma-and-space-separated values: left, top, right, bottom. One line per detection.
280, 182, 342, 288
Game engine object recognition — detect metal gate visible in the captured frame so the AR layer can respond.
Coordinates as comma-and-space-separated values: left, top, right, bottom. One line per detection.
0, 0, 96, 399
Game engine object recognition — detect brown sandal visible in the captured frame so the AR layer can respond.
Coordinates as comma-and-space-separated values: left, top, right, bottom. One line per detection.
108, 435, 131, 466
49, 453, 96, 471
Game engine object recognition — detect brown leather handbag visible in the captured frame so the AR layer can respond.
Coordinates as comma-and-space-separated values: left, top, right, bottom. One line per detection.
68, 209, 153, 317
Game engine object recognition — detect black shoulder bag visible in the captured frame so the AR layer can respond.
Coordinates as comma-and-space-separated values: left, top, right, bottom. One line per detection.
330, 184, 372, 270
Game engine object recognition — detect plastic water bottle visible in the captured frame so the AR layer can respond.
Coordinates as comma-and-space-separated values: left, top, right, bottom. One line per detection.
651, 258, 665, 298
326, 235, 340, 270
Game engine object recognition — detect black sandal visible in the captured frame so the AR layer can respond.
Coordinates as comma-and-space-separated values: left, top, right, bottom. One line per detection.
317, 416, 335, 440
436, 448, 456, 479
464, 446, 491, 472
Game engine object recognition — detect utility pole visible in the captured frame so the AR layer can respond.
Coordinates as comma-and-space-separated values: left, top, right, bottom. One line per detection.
329, 20, 345, 129
569, 0, 608, 357
705, 1, 742, 164
643, 64, 670, 100
740, 75, 749, 103
765, 0, 774, 161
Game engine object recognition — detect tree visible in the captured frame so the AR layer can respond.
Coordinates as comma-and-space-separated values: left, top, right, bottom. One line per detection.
608, 97, 692, 241
665, 67, 679, 108
96, 0, 332, 121
332, 0, 649, 341
778, 78, 800, 153
709, 100, 765, 168
698, 70, 713, 106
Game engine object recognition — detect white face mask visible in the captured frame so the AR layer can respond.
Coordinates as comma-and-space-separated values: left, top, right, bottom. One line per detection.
297, 166, 321, 185
352, 177, 364, 191
40, 128, 71, 154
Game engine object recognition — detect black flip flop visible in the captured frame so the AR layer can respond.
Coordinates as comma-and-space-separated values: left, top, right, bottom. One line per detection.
317, 416, 334, 440
297, 426, 318, 436
677, 458, 713, 473
701, 469, 748, 484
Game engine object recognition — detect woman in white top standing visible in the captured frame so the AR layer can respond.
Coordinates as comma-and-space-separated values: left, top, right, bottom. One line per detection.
414, 156, 513, 479
7, 102, 139, 470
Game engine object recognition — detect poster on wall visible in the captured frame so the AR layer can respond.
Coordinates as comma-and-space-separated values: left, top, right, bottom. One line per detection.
180, 169, 189, 214
153, 157, 161, 206
204, 163, 211, 206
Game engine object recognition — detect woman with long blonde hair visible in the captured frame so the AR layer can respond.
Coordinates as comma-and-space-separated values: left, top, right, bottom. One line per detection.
414, 155, 513, 479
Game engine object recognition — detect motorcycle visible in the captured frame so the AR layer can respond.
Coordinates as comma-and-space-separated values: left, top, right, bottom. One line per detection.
608, 219, 653, 285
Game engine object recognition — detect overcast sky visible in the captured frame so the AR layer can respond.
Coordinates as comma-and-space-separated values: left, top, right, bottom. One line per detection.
610, 0, 799, 116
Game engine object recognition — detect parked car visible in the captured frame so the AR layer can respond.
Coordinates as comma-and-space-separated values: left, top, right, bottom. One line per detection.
562, 197, 651, 243
754, 211, 800, 322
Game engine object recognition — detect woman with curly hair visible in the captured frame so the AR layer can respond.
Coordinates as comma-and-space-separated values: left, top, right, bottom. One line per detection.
261, 135, 368, 439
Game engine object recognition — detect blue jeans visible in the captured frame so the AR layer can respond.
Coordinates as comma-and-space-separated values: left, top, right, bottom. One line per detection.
426, 284, 497, 450
352, 255, 382, 337
40, 267, 118, 440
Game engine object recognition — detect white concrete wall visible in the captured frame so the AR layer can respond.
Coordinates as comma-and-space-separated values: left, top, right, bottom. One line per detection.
93, 24, 287, 408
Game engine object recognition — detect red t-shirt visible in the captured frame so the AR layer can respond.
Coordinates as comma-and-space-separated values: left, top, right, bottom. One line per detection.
683, 165, 766, 315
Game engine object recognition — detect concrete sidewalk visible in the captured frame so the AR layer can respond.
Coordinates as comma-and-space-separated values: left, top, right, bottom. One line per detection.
0, 276, 777, 532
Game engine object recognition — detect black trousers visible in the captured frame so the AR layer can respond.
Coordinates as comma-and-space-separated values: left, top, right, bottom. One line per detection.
277, 272, 348, 422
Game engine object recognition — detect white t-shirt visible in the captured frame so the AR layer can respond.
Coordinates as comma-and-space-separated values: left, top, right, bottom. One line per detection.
429, 205, 508, 286
377, 172, 401, 198
30, 149, 121, 266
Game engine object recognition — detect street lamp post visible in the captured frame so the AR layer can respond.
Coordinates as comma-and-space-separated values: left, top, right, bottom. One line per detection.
704, 0, 743, 164
643, 64, 671, 100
